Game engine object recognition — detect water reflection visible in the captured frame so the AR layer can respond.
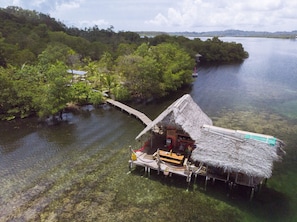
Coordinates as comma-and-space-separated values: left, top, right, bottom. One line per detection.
0, 118, 39, 154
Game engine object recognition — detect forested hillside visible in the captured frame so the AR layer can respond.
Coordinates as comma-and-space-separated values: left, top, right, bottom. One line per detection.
0, 6, 248, 121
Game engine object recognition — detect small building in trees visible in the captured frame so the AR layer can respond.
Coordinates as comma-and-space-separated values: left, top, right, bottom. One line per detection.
67, 69, 87, 82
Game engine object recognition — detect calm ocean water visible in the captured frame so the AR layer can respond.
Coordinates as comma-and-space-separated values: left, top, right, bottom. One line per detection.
0, 37, 296, 221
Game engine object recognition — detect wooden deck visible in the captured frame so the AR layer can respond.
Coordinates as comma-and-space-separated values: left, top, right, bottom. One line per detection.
106, 99, 152, 126
129, 150, 259, 200
129, 151, 195, 182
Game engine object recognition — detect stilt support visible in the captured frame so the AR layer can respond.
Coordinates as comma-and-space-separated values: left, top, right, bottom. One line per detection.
250, 187, 255, 201
148, 167, 151, 177
204, 176, 209, 191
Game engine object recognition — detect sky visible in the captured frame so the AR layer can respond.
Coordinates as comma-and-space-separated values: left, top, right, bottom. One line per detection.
0, 0, 296, 32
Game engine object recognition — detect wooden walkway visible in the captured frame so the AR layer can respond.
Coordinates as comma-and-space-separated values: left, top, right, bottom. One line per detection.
106, 99, 152, 126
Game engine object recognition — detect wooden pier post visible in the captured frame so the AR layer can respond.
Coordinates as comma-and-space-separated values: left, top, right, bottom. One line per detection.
193, 173, 198, 191
148, 167, 151, 177
157, 148, 161, 175
204, 176, 209, 191
249, 187, 255, 201
129, 146, 132, 171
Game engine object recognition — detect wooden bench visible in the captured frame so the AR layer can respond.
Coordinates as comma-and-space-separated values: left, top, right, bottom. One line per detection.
159, 157, 182, 165
158, 150, 184, 165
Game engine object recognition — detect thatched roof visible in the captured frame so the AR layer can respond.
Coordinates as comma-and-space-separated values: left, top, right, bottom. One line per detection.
135, 94, 285, 179
135, 94, 213, 140
191, 125, 286, 178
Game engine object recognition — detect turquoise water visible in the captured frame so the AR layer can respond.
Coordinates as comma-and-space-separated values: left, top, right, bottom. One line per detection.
0, 37, 297, 221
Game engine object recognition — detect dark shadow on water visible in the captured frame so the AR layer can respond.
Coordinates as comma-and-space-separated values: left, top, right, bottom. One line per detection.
130, 167, 292, 222
202, 180, 292, 222
250, 186, 293, 221
130, 166, 191, 190
0, 117, 39, 154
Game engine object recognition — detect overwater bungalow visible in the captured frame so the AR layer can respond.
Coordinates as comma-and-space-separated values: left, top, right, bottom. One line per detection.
129, 94, 285, 198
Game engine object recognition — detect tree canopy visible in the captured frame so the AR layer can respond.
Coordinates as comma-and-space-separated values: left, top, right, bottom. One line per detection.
0, 6, 249, 121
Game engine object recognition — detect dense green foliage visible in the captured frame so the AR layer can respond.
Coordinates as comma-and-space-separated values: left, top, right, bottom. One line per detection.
0, 6, 248, 121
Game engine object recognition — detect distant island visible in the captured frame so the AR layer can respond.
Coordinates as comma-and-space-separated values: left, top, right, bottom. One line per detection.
138, 30, 297, 39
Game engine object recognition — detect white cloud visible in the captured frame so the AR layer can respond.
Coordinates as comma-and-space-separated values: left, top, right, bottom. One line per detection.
54, 0, 81, 11
32, 0, 46, 7
49, 0, 91, 27
145, 13, 169, 26
146, 0, 297, 31
242, 0, 283, 11
1, 0, 297, 31
0, 0, 23, 7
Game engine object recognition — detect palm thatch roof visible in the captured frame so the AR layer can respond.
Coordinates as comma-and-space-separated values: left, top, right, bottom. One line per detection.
135, 94, 285, 179
135, 94, 213, 140
192, 125, 286, 178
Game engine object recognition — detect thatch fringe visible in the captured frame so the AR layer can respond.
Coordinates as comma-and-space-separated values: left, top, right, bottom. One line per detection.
192, 129, 285, 178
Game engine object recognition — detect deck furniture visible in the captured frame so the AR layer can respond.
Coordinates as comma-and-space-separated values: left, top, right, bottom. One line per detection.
158, 150, 184, 165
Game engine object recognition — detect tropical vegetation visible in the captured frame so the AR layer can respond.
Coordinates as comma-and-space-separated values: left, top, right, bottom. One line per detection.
0, 6, 248, 121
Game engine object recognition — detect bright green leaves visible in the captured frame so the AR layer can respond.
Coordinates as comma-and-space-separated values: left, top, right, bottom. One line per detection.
152, 43, 193, 91
116, 42, 193, 99
34, 62, 72, 118
0, 65, 40, 120
0, 60, 73, 120
0, 67, 16, 120
71, 81, 92, 105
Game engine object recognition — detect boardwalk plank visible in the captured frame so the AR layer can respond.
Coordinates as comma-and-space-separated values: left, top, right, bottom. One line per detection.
106, 99, 152, 126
